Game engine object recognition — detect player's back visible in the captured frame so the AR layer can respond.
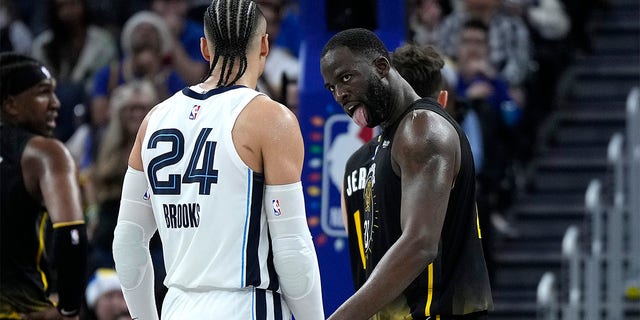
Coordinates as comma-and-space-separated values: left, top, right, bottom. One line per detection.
141, 85, 277, 291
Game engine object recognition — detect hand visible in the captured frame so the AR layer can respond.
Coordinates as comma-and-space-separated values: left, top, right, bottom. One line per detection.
21, 307, 79, 320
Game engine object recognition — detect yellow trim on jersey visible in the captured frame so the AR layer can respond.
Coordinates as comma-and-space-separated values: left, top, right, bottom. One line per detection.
475, 204, 482, 239
425, 263, 434, 316
0, 311, 23, 319
37, 213, 49, 291
52, 220, 85, 228
353, 210, 366, 269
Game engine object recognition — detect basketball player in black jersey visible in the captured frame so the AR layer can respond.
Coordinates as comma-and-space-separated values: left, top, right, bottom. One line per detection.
1, 53, 88, 320
321, 29, 492, 319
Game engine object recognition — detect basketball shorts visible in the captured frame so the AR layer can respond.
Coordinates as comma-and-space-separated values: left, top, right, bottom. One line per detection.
161, 286, 291, 319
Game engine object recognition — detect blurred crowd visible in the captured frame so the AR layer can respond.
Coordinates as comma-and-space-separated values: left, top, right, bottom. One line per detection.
0, 0, 608, 317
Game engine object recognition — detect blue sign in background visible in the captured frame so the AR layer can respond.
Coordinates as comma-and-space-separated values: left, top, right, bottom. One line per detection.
297, 0, 406, 315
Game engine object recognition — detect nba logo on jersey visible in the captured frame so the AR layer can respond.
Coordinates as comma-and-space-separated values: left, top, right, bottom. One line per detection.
143, 189, 150, 200
189, 105, 201, 120
272, 199, 282, 216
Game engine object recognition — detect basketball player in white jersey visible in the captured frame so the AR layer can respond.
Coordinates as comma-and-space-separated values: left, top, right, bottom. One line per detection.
111, 0, 324, 319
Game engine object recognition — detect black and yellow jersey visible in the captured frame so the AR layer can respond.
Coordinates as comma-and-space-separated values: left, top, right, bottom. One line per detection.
342, 98, 493, 319
0, 125, 54, 318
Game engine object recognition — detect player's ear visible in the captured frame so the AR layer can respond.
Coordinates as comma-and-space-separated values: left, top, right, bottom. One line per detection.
438, 90, 448, 108
373, 56, 390, 77
2, 96, 19, 118
260, 33, 269, 59
200, 37, 211, 61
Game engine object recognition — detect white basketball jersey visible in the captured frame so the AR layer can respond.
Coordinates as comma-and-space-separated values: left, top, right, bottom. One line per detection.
141, 85, 279, 293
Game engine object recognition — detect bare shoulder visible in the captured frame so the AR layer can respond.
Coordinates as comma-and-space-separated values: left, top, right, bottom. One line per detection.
235, 94, 303, 181
23, 136, 75, 168
393, 109, 460, 163
241, 94, 301, 142
248, 95, 299, 130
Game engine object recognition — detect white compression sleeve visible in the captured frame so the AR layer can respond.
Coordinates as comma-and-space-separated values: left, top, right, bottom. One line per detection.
264, 182, 324, 319
112, 167, 159, 320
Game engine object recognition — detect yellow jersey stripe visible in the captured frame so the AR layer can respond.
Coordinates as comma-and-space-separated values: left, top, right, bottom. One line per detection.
52, 220, 85, 228
37, 213, 49, 291
425, 263, 434, 316
475, 204, 482, 239
353, 210, 366, 269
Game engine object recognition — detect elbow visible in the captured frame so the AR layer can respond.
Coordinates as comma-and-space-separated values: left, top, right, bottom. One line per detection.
272, 236, 319, 299
403, 233, 439, 264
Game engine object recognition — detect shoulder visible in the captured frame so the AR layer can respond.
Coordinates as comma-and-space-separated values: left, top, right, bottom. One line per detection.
393, 109, 460, 160
23, 136, 75, 170
245, 94, 299, 132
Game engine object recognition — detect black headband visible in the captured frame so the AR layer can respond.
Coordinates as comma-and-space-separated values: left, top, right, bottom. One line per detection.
1, 64, 53, 102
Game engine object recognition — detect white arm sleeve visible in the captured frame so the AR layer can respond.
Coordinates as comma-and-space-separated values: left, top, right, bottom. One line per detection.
112, 167, 159, 320
264, 182, 324, 320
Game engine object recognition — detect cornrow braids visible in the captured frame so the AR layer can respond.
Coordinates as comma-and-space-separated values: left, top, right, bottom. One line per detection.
203, 0, 262, 87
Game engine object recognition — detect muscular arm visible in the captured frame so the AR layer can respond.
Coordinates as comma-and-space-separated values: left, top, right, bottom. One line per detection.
329, 110, 460, 319
23, 137, 84, 223
23, 137, 87, 319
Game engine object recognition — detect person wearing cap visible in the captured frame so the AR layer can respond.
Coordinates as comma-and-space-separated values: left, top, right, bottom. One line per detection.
0, 52, 88, 320
85, 269, 129, 320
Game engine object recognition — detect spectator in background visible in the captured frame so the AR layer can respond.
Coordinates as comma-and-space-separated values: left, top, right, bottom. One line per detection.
502, 0, 571, 163
31, 0, 117, 142
0, 0, 33, 54
256, 0, 300, 113
455, 19, 522, 129
438, 0, 532, 107
407, 0, 444, 47
151, 0, 207, 85
86, 80, 167, 310
84, 268, 130, 320
66, 11, 186, 205
455, 19, 520, 242
90, 11, 185, 131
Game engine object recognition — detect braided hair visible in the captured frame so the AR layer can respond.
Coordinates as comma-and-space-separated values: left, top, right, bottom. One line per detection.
203, 0, 264, 87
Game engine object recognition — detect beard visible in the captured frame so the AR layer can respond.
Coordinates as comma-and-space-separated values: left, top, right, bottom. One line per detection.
363, 75, 391, 128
